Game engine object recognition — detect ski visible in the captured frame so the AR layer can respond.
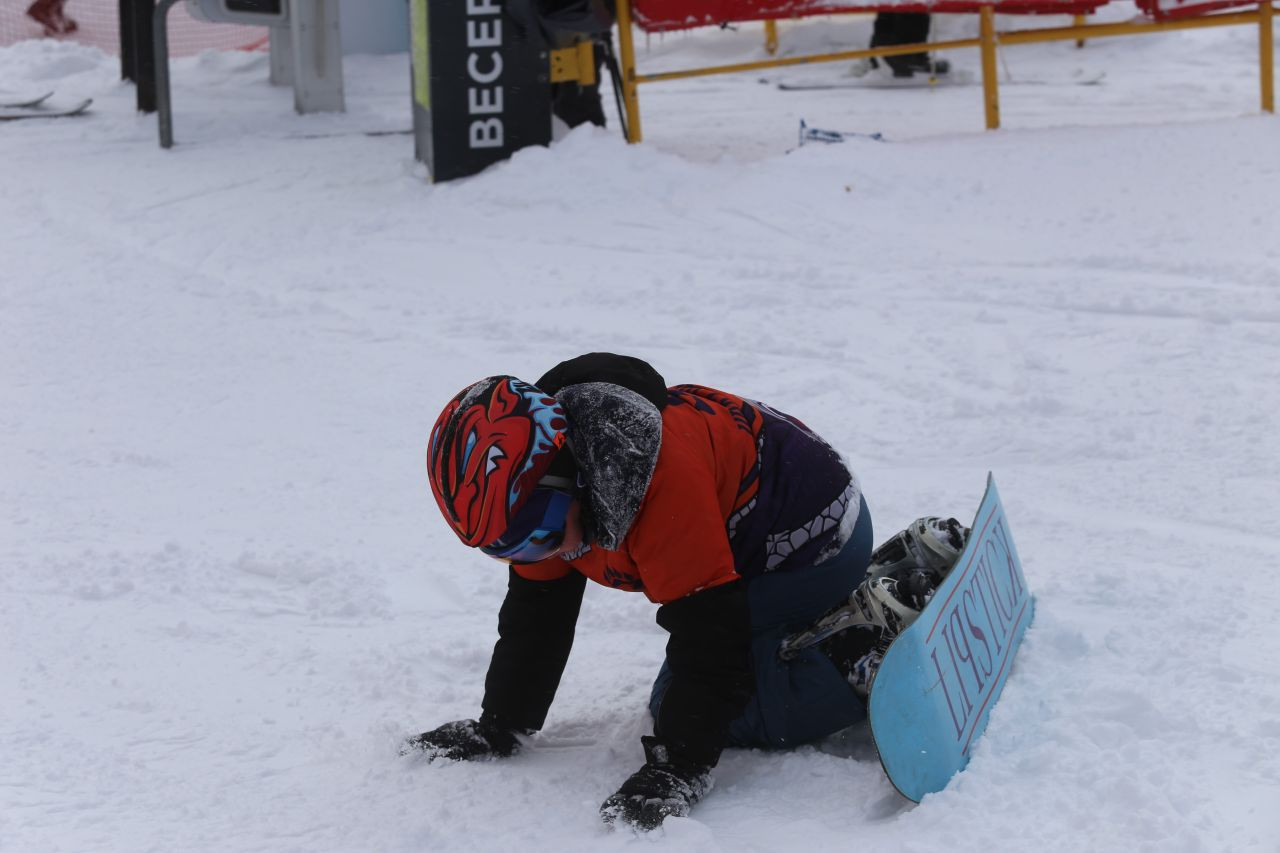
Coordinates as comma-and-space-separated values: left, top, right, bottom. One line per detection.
796, 120, 885, 146
779, 69, 975, 91
1, 91, 55, 109
0, 98, 93, 121
1001, 69, 1106, 86
778, 69, 1104, 91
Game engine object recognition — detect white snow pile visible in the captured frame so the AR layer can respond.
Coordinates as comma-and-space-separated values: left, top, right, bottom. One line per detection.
3, 7, 1279, 852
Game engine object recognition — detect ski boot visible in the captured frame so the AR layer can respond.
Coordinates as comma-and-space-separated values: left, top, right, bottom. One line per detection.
26, 0, 77, 36
868, 55, 952, 79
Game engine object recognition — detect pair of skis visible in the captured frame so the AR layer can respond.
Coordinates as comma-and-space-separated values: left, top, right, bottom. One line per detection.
777, 66, 1105, 91
1, 92, 93, 121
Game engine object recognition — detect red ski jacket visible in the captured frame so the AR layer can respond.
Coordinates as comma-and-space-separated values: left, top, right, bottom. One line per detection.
515, 384, 854, 604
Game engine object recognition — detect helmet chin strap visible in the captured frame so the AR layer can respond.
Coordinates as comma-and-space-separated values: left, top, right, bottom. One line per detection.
537, 474, 576, 491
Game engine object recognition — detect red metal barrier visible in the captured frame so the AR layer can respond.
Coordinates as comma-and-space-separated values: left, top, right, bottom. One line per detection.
632, 0, 1106, 32
1134, 0, 1258, 19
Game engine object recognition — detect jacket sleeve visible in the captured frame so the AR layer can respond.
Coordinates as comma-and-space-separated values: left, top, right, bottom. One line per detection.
480, 568, 587, 733
652, 579, 754, 768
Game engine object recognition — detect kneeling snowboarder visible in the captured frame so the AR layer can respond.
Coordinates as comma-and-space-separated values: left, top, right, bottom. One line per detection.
408, 352, 967, 830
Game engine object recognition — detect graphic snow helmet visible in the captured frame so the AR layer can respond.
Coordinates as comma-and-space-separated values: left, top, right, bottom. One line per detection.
428, 376, 570, 555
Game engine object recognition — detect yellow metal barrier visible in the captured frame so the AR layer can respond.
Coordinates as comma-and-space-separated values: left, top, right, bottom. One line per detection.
981, 5, 1001, 130
615, 0, 644, 142
550, 40, 599, 85
611, 0, 1277, 142
1263, 0, 1275, 111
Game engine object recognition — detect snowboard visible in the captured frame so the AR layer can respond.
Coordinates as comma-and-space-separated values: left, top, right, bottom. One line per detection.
868, 473, 1034, 802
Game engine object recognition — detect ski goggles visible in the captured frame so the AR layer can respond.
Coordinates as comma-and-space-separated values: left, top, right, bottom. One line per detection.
480, 485, 573, 565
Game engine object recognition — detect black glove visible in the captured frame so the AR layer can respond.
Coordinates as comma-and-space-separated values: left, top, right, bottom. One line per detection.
400, 717, 524, 762
600, 736, 713, 831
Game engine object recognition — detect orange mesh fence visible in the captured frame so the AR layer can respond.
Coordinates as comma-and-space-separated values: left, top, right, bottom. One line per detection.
0, 0, 267, 56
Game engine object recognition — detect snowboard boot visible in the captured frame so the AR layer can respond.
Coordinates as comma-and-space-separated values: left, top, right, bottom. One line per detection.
815, 573, 930, 699
868, 55, 952, 79
822, 623, 887, 700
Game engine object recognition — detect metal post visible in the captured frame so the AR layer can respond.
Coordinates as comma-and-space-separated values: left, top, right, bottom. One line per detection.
154, 0, 181, 146
290, 0, 345, 114
269, 25, 294, 86
1074, 14, 1087, 48
980, 5, 1000, 130
119, 0, 136, 81
764, 19, 779, 56
613, 0, 643, 143
135, 0, 158, 112
1262, 0, 1275, 113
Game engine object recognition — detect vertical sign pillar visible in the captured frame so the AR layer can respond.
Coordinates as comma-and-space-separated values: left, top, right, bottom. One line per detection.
290, 0, 345, 114
269, 25, 294, 86
410, 0, 553, 182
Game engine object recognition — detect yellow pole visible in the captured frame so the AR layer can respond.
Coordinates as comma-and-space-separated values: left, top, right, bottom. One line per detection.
613, 0, 643, 143
1074, 14, 1087, 48
1262, 0, 1275, 113
765, 19, 779, 55
636, 37, 984, 83
980, 5, 1000, 130
998, 11, 1260, 45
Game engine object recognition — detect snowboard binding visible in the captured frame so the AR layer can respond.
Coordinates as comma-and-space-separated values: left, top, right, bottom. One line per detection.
867, 516, 969, 581
779, 517, 971, 698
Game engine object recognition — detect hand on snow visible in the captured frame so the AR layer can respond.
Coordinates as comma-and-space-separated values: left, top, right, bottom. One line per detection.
600, 737, 712, 831
400, 718, 523, 762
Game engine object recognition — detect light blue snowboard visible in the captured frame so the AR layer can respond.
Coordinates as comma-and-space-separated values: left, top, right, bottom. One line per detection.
869, 474, 1034, 802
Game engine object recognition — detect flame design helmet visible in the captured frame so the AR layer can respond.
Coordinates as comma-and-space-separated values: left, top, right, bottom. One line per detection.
428, 376, 569, 548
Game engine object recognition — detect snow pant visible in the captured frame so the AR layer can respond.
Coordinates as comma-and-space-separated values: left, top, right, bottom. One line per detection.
648, 495, 874, 750
871, 12, 932, 71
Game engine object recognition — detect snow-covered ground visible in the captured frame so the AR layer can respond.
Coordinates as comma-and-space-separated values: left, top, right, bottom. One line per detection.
3, 7, 1279, 851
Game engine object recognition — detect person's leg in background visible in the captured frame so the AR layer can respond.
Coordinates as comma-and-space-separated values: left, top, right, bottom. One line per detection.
870, 12, 948, 77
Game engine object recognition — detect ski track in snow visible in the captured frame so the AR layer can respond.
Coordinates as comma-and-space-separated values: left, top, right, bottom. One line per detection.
3, 7, 1280, 851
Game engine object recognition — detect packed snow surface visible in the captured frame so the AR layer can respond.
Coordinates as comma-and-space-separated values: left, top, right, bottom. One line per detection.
3, 7, 1279, 851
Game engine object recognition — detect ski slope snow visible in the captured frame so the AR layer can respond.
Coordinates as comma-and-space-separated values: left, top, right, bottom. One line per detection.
2, 7, 1279, 851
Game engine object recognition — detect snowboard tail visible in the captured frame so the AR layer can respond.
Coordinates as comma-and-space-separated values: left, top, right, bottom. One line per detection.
868, 474, 1033, 802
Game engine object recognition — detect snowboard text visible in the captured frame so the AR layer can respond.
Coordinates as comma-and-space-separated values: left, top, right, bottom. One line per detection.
925, 514, 1030, 753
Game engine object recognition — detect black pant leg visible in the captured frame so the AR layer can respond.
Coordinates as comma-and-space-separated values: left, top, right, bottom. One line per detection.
871, 12, 932, 71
